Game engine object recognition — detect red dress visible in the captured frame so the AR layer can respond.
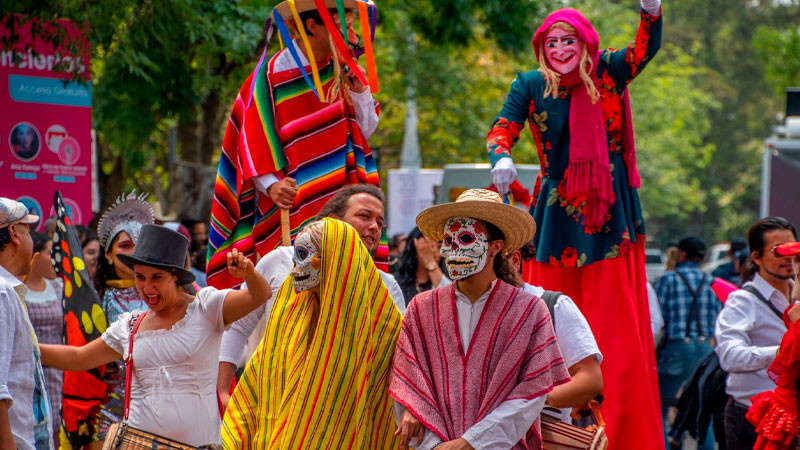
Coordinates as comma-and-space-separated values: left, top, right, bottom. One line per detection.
747, 311, 800, 449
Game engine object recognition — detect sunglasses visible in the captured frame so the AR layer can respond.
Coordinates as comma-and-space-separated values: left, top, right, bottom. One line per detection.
772, 241, 800, 258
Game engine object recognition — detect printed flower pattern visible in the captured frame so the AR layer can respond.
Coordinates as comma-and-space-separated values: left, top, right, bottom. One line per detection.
487, 117, 523, 158
604, 231, 633, 259
549, 247, 588, 268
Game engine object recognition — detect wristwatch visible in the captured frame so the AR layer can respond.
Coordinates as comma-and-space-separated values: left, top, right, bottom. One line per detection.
426, 262, 437, 272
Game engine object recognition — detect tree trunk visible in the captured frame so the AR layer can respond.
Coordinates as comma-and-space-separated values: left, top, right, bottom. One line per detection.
96, 135, 125, 214
168, 92, 225, 221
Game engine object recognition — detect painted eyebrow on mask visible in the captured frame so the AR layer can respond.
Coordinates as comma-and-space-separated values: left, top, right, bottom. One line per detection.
545, 34, 577, 42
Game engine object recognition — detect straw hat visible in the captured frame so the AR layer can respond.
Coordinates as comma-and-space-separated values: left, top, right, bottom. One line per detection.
416, 189, 536, 254
274, 0, 361, 20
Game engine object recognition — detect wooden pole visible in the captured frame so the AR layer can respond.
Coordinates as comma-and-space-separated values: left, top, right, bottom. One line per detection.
279, 178, 297, 247
281, 208, 291, 246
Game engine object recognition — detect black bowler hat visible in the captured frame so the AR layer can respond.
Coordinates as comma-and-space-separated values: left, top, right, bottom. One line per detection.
117, 224, 195, 285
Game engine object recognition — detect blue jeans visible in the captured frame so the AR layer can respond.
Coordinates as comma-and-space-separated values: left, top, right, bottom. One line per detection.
658, 338, 716, 449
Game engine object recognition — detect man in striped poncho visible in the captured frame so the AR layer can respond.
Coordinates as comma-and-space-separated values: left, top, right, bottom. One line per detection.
208, 0, 381, 289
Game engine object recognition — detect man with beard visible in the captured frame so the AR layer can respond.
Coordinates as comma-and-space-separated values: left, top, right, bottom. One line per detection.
715, 217, 798, 450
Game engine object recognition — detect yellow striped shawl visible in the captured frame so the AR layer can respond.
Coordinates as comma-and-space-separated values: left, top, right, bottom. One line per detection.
221, 218, 402, 449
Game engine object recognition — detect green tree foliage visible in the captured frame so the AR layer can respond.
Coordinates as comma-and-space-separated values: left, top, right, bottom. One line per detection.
753, 25, 800, 95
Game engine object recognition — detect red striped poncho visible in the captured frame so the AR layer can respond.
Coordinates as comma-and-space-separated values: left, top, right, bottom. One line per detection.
389, 281, 570, 448
207, 50, 381, 289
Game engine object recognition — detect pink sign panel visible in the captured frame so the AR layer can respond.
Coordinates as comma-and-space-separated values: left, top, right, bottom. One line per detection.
0, 17, 92, 229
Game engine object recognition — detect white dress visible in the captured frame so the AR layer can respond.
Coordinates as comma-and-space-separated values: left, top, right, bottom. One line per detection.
102, 287, 230, 447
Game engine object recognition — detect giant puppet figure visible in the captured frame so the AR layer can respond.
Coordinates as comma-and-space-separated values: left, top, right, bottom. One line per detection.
486, 1, 664, 448
208, 0, 382, 289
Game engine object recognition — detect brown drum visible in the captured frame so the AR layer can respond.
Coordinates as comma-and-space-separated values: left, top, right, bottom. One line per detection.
103, 423, 197, 450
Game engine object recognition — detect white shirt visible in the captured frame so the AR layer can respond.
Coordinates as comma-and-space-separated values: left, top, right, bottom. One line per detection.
219, 246, 406, 367
0, 264, 53, 450
253, 39, 380, 196
647, 281, 665, 339
395, 281, 547, 450
715, 273, 791, 405
523, 283, 602, 423
102, 288, 230, 447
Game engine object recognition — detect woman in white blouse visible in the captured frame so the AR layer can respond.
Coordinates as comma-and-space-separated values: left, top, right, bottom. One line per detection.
40, 225, 270, 447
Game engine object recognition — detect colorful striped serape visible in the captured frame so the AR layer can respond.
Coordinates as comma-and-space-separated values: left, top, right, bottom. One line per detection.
389, 282, 570, 449
207, 50, 381, 289
221, 218, 402, 449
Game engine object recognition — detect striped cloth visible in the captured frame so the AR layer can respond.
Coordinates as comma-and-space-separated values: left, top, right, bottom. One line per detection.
221, 218, 402, 449
389, 282, 570, 448
207, 50, 381, 289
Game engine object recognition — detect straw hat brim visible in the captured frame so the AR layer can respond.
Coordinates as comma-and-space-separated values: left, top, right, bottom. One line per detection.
274, 0, 361, 21
416, 201, 536, 254
117, 254, 196, 286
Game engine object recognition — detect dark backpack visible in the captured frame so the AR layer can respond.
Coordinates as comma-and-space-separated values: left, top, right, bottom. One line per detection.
541, 290, 562, 328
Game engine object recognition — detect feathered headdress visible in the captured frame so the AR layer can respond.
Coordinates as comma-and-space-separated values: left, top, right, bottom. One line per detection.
97, 191, 155, 252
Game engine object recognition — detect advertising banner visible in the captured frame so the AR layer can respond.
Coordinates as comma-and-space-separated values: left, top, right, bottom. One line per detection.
0, 17, 92, 228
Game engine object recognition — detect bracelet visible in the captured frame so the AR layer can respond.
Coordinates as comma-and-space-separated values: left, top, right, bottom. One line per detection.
432, 443, 445, 449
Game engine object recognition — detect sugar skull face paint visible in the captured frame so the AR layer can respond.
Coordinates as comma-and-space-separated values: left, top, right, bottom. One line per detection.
544, 26, 583, 75
291, 233, 321, 293
441, 217, 489, 280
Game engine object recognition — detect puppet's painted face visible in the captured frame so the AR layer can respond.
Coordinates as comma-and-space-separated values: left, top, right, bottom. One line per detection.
333, 10, 361, 50
544, 27, 583, 75
441, 217, 489, 280
291, 232, 321, 293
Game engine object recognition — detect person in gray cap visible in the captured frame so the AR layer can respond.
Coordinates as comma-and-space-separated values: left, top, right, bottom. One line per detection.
0, 197, 54, 450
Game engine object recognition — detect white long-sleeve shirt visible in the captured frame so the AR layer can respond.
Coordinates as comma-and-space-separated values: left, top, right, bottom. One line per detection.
254, 39, 380, 196
219, 246, 405, 367
0, 264, 54, 450
394, 281, 548, 449
715, 273, 791, 405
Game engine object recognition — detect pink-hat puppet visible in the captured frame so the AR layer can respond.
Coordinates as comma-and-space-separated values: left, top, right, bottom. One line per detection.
485, 1, 664, 448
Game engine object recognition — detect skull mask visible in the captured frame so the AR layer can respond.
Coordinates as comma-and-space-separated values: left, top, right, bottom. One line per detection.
440, 217, 490, 280
290, 232, 321, 293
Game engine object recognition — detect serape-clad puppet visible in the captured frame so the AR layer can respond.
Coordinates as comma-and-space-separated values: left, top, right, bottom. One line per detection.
486, 1, 664, 447
221, 218, 402, 449
208, 0, 383, 289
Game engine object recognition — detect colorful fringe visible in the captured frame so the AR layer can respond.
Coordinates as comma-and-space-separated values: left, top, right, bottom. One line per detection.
207, 49, 381, 289
221, 218, 402, 449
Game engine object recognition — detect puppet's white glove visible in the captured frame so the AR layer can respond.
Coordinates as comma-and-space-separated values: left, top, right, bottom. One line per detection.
491, 157, 517, 195
641, 0, 661, 15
